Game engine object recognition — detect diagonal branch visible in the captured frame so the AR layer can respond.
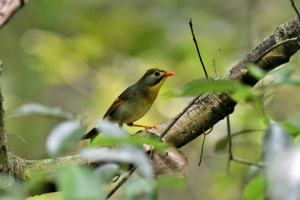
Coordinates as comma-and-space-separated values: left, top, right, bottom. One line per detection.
0, 0, 28, 28
139, 17, 300, 148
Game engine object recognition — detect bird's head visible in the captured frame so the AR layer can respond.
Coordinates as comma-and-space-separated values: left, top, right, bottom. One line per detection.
140, 68, 175, 87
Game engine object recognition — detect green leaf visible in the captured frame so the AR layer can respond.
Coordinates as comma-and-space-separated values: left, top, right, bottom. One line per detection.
94, 163, 120, 184
245, 163, 261, 182
262, 123, 293, 162
47, 120, 86, 157
270, 66, 294, 85
282, 119, 300, 137
248, 65, 267, 80
57, 166, 104, 200
92, 135, 168, 150
6, 103, 75, 119
179, 79, 257, 104
243, 177, 265, 200
123, 175, 156, 199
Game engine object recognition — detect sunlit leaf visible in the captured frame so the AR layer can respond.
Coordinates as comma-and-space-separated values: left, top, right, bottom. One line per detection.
245, 164, 261, 182
178, 79, 257, 104
242, 177, 264, 200
6, 103, 75, 119
47, 120, 86, 157
248, 65, 267, 80
282, 119, 300, 138
92, 135, 168, 150
57, 166, 104, 200
262, 123, 293, 162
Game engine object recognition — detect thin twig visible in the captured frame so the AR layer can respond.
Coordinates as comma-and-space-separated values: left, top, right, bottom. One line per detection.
226, 115, 233, 173
198, 127, 213, 166
198, 59, 219, 166
213, 60, 219, 78
290, 0, 300, 20
160, 18, 209, 140
105, 167, 137, 200
290, 0, 300, 43
189, 18, 209, 80
232, 157, 263, 168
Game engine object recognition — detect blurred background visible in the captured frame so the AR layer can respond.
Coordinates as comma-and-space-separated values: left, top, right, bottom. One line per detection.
0, 0, 300, 199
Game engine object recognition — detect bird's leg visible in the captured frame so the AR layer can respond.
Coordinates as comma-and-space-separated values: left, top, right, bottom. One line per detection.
127, 122, 157, 129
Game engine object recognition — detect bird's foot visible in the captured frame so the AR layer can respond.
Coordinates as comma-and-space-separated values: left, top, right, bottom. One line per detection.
144, 124, 158, 129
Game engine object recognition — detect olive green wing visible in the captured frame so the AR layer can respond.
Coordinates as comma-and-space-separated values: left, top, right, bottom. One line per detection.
103, 85, 136, 119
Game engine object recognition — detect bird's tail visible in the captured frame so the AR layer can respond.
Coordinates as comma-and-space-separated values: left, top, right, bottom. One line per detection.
81, 127, 99, 143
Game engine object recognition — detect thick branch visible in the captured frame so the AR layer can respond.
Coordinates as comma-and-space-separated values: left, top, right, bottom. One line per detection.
0, 61, 10, 172
0, 0, 27, 28
139, 17, 300, 148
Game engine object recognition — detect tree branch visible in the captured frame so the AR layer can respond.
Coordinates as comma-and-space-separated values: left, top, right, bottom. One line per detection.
0, 0, 27, 28
0, 61, 10, 173
139, 17, 300, 148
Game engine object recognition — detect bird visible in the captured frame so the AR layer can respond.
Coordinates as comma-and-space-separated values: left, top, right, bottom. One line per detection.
81, 68, 175, 142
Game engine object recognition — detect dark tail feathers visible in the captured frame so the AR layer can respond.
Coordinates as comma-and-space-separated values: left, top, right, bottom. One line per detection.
81, 127, 99, 142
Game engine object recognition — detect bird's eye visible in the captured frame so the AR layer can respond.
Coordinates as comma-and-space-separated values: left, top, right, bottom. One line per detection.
154, 71, 160, 76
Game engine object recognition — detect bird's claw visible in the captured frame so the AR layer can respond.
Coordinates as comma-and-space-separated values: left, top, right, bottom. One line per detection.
145, 125, 158, 129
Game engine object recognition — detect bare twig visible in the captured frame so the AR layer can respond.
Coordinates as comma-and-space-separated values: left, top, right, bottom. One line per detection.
160, 18, 209, 140
226, 116, 233, 173
189, 18, 209, 80
198, 59, 219, 166
105, 167, 137, 200
198, 127, 213, 166
226, 116, 263, 172
213, 60, 219, 78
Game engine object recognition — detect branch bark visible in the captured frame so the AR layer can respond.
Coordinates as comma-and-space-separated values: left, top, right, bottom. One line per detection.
0, 61, 10, 173
0, 0, 27, 28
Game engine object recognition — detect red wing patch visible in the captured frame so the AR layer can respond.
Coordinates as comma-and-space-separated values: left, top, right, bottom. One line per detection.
103, 98, 124, 119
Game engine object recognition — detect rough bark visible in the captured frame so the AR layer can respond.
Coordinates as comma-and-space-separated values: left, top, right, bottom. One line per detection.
0, 0, 27, 28
0, 61, 10, 174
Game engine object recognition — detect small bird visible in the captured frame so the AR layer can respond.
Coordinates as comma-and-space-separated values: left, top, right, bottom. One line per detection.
81, 68, 175, 141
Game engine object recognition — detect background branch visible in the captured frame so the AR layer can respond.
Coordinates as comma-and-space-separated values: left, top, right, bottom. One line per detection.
0, 61, 10, 173
0, 0, 27, 28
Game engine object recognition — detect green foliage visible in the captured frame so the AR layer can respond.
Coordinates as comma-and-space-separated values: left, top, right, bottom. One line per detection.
178, 79, 257, 104
262, 123, 293, 162
57, 166, 104, 200
248, 65, 267, 80
242, 177, 265, 200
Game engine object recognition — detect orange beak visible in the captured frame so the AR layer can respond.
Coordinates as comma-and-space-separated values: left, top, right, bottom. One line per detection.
165, 72, 175, 77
